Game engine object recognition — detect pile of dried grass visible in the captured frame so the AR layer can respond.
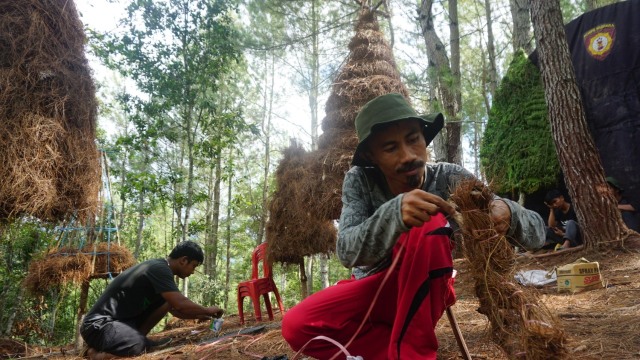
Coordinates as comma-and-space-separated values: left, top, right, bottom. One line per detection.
267, 6, 409, 263
450, 181, 568, 359
24, 248, 90, 295
266, 142, 337, 264
0, 338, 26, 358
0, 0, 100, 222
80, 242, 136, 274
23, 242, 135, 295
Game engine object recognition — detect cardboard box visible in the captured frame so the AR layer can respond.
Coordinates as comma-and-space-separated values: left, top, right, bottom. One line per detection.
557, 258, 604, 293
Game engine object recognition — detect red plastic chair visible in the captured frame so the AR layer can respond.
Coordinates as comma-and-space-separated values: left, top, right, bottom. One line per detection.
237, 242, 285, 325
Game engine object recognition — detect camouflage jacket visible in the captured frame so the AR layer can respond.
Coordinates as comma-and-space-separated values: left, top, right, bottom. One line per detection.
337, 163, 546, 279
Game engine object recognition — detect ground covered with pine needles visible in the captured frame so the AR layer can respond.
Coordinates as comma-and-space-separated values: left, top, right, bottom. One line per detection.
5, 248, 640, 360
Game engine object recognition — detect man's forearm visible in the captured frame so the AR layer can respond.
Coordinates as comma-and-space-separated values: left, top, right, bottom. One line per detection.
169, 308, 211, 320
163, 292, 219, 319
170, 302, 214, 318
337, 196, 407, 268
619, 203, 635, 212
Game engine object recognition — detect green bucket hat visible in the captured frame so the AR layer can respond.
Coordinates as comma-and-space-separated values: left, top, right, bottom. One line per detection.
606, 176, 623, 191
352, 93, 444, 166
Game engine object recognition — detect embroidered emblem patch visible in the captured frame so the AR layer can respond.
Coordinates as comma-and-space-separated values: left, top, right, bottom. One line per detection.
583, 24, 615, 60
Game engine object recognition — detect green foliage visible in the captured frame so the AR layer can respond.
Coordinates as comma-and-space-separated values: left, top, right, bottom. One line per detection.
0, 221, 57, 343
480, 50, 560, 194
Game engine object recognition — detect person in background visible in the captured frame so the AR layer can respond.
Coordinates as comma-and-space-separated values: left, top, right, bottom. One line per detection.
81, 241, 223, 360
606, 176, 639, 232
281, 93, 545, 360
544, 189, 582, 250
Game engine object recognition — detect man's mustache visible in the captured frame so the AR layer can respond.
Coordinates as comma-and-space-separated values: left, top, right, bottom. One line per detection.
396, 160, 425, 174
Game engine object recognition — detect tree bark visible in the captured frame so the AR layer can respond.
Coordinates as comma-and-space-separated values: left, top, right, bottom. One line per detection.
484, 0, 498, 96
224, 148, 233, 310
585, 0, 598, 12
530, 0, 634, 248
418, 0, 462, 165
305, 255, 314, 295
209, 150, 222, 277
75, 280, 90, 350
3, 285, 24, 336
310, 0, 319, 151
204, 160, 215, 276
134, 187, 145, 258
309, 0, 329, 290
509, 0, 533, 54
300, 260, 309, 299
258, 52, 275, 246
319, 253, 329, 289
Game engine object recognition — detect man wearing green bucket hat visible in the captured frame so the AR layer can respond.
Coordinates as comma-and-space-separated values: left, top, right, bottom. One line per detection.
282, 93, 545, 359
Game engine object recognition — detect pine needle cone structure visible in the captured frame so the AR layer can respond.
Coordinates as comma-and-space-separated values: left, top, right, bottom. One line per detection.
450, 181, 568, 359
0, 0, 100, 222
267, 7, 411, 264
316, 6, 409, 219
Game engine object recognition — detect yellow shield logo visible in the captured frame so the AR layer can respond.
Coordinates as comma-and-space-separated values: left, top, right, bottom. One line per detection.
583, 24, 616, 60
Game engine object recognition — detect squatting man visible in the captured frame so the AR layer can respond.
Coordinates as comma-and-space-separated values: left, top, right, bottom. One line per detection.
81, 241, 223, 360
282, 93, 545, 359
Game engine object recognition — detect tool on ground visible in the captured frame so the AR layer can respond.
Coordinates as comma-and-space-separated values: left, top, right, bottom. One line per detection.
446, 306, 471, 360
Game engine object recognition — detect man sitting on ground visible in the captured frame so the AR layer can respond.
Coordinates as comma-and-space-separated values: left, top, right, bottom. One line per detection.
282, 93, 545, 359
544, 189, 582, 250
81, 241, 223, 360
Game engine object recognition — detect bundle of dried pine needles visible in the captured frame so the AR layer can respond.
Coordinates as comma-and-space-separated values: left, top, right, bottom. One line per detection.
23, 243, 135, 295
451, 180, 568, 359
0, 0, 100, 222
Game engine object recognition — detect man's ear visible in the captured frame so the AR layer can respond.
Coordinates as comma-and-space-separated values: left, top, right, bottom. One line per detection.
179, 256, 189, 265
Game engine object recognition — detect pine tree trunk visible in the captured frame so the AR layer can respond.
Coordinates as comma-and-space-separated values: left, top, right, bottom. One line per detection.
204, 162, 214, 276
75, 280, 90, 350
484, 0, 498, 96
135, 188, 144, 258
118, 147, 127, 232
530, 0, 634, 248
3, 285, 24, 336
224, 149, 233, 310
319, 253, 329, 289
310, 0, 319, 151
258, 52, 275, 246
509, 0, 533, 54
299, 260, 308, 299
418, 0, 462, 165
305, 255, 314, 295
208, 152, 222, 277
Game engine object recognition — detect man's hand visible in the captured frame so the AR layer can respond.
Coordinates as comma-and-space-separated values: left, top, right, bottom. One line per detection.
490, 199, 511, 236
552, 227, 565, 237
208, 306, 224, 318
401, 189, 456, 228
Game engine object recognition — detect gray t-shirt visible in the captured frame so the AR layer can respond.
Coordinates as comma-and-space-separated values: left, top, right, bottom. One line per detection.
84, 258, 179, 325
337, 163, 545, 279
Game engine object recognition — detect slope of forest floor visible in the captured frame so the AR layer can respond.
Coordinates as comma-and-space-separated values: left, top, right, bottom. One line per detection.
4, 248, 640, 360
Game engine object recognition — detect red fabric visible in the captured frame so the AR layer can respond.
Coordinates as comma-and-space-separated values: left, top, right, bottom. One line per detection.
282, 213, 456, 359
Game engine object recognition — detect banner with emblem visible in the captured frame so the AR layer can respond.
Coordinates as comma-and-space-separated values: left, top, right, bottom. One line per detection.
530, 1, 640, 212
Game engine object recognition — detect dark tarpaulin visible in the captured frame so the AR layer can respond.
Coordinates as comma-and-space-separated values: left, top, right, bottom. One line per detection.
531, 1, 640, 210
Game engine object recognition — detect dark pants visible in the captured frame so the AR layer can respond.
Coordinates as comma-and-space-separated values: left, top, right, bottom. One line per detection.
545, 220, 582, 248
80, 317, 150, 356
